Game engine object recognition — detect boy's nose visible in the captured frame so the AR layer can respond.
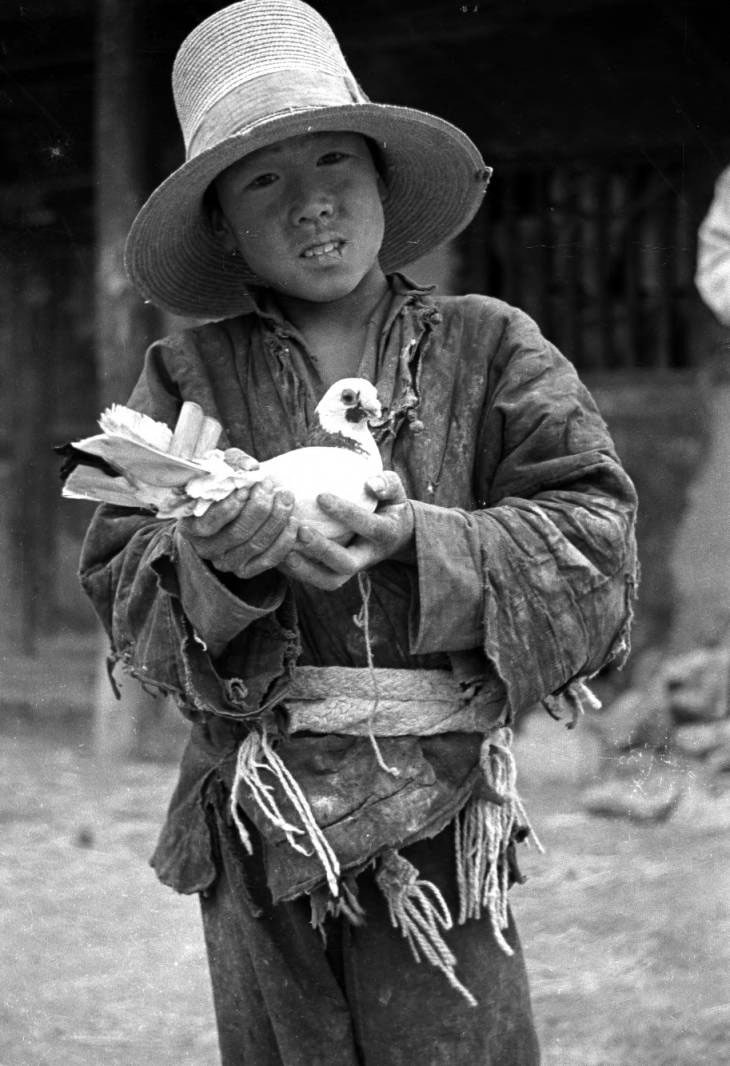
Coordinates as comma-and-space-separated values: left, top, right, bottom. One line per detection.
290, 185, 334, 227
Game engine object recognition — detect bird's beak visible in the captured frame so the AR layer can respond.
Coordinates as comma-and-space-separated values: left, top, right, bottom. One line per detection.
360, 398, 382, 421
345, 393, 382, 423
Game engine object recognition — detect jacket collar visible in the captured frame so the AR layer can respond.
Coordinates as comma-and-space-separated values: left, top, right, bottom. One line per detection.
245, 273, 435, 336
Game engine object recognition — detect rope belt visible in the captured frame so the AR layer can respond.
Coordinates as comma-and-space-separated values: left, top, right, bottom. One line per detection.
283, 665, 504, 737
230, 664, 544, 1007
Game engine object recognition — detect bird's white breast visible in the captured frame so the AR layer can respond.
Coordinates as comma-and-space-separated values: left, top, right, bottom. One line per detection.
260, 445, 383, 540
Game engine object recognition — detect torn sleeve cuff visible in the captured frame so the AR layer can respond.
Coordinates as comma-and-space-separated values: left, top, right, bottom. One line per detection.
173, 529, 286, 657
408, 500, 483, 654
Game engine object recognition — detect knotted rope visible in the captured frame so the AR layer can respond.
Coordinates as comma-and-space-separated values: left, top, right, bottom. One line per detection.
455, 728, 544, 955
226, 662, 587, 1006
542, 677, 602, 729
376, 850, 477, 1007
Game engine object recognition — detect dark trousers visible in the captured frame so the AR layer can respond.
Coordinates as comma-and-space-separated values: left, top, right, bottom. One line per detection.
200, 809, 541, 1066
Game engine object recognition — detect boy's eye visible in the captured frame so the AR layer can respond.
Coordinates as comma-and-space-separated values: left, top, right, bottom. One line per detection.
247, 172, 278, 189
318, 152, 348, 166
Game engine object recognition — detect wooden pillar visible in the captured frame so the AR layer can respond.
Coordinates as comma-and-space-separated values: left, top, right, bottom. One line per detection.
93, 0, 170, 760
94, 0, 150, 402
5, 236, 61, 655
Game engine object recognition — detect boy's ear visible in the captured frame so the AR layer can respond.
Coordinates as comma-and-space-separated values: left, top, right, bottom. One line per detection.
377, 175, 388, 203
209, 200, 238, 255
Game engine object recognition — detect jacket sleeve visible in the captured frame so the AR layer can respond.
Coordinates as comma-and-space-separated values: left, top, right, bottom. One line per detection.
408, 306, 638, 717
696, 166, 730, 326
78, 340, 296, 718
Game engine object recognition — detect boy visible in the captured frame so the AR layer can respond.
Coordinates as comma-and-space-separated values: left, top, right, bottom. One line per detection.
80, 2, 638, 1063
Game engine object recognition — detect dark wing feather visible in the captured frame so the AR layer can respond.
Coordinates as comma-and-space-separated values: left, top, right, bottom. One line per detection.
54, 443, 121, 483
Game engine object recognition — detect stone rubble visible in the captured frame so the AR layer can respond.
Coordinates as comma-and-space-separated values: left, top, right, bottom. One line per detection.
580, 646, 730, 820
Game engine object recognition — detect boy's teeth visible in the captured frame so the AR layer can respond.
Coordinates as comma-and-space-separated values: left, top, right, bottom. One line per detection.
304, 241, 340, 257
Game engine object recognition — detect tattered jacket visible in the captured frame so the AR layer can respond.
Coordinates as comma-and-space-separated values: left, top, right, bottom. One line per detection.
79, 276, 638, 902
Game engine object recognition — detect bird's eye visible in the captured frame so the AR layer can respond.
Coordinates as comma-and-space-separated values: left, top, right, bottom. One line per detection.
340, 389, 358, 405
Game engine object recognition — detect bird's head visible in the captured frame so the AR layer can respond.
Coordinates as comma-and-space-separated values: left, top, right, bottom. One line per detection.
316, 378, 382, 429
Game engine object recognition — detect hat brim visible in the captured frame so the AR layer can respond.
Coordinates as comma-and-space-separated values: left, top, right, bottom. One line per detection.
125, 103, 491, 320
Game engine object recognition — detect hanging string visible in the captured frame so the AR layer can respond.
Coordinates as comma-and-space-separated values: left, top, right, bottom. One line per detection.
543, 678, 602, 729
355, 570, 400, 776
229, 729, 341, 897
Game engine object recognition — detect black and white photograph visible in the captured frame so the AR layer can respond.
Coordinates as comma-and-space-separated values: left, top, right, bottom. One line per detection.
2, 2, 729, 1063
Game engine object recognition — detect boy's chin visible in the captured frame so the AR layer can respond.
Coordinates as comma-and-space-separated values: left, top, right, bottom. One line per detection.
273, 268, 374, 304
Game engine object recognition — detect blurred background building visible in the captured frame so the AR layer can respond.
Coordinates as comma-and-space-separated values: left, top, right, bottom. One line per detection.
2, 0, 729, 751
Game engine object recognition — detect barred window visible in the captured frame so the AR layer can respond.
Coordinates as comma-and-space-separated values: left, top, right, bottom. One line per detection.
462, 152, 698, 372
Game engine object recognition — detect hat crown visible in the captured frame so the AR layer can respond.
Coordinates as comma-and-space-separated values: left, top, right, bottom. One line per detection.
173, 0, 358, 152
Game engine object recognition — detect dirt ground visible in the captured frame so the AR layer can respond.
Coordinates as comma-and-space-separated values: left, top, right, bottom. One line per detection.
1, 715, 728, 1066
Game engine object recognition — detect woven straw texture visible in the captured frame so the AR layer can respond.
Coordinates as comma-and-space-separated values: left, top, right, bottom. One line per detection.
174, 0, 356, 149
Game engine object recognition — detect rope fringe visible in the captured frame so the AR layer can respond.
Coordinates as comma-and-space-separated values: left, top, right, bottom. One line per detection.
228, 674, 544, 1001
229, 729, 341, 896
455, 728, 544, 955
309, 877, 367, 937
228, 722, 542, 1003
376, 850, 478, 1007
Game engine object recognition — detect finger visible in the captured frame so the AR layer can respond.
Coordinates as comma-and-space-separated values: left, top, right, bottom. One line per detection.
316, 494, 390, 543
223, 447, 259, 472
331, 539, 381, 573
282, 551, 352, 591
236, 489, 295, 558
296, 525, 359, 574
235, 518, 299, 578
365, 471, 407, 503
212, 517, 297, 576
208, 488, 294, 570
180, 485, 252, 539
187, 480, 278, 556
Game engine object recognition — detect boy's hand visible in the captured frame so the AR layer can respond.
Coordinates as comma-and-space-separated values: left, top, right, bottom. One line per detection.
178, 450, 299, 578
280, 472, 415, 590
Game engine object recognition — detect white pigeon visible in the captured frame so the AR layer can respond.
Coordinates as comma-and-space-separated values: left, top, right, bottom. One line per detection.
60, 380, 384, 541
187, 377, 384, 540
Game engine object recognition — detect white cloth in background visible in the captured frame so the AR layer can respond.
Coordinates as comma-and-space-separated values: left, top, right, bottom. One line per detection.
696, 166, 730, 326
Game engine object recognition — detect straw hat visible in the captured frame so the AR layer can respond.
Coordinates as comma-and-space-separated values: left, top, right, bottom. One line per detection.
125, 0, 492, 320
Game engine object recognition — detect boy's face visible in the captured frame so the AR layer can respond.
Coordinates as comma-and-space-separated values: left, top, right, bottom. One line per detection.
212, 132, 386, 303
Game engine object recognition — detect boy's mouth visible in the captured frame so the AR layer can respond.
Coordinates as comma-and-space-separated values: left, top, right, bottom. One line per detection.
301, 239, 345, 259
